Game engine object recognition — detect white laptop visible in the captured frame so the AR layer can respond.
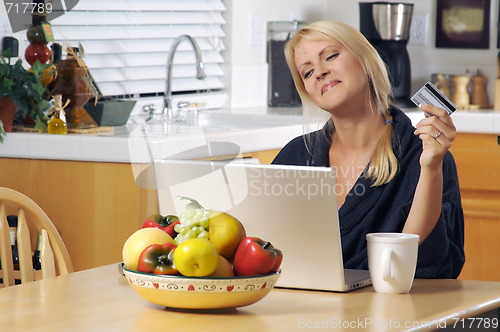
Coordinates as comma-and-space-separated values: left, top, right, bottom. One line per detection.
153, 159, 371, 292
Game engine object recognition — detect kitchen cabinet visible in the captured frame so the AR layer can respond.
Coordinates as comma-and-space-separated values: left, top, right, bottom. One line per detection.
248, 149, 280, 164
0, 158, 158, 271
450, 133, 500, 281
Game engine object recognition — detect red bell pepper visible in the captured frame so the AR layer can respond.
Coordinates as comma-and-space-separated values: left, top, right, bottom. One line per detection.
141, 214, 180, 238
233, 237, 283, 277
137, 242, 179, 275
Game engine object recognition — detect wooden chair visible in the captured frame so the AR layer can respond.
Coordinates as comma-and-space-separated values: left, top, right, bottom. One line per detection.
0, 187, 73, 287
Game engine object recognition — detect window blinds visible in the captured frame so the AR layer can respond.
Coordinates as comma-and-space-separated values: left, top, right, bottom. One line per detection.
37, 0, 226, 98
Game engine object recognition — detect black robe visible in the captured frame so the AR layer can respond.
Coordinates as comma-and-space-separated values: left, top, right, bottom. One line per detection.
272, 107, 465, 278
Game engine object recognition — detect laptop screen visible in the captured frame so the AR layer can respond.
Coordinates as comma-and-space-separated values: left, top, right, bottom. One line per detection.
154, 159, 354, 291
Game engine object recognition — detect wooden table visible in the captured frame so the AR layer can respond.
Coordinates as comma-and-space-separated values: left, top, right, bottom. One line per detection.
1, 264, 500, 331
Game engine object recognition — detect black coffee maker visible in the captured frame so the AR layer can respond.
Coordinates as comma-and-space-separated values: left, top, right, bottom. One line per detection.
359, 2, 414, 107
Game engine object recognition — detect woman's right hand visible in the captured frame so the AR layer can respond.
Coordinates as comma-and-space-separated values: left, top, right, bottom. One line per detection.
413, 103, 456, 170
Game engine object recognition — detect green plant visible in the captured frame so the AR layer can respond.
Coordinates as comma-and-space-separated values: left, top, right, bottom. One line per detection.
0, 48, 51, 142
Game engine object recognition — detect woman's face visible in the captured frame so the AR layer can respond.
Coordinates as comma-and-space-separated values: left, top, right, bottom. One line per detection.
294, 38, 369, 115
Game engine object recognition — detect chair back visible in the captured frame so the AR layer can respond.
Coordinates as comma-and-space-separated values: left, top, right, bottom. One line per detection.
0, 187, 73, 287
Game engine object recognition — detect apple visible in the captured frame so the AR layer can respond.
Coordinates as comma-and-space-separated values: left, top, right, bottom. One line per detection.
122, 228, 174, 271
173, 238, 219, 277
206, 255, 235, 278
208, 211, 246, 259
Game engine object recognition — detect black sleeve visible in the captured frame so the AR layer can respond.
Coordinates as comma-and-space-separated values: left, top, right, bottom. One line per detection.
414, 152, 465, 279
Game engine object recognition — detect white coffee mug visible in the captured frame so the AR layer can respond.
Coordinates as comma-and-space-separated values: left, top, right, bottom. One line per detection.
366, 233, 419, 294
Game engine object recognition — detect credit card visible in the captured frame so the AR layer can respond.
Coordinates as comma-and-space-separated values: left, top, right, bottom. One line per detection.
410, 81, 456, 115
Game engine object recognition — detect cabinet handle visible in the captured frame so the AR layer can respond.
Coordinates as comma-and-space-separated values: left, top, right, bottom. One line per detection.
497, 136, 500, 146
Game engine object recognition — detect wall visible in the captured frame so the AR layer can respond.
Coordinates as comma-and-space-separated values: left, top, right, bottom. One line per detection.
226, 0, 500, 109
3, 1, 499, 110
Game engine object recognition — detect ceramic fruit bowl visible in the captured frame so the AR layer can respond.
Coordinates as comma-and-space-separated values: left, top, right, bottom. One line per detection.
121, 263, 280, 309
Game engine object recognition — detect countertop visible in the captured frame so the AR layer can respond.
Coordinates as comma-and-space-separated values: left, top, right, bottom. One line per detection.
1, 107, 499, 163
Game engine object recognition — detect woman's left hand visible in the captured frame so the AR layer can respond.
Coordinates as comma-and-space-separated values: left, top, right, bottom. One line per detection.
413, 103, 456, 169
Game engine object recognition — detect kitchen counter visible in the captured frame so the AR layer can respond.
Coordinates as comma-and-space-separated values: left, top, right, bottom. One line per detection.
405, 108, 500, 134
1, 107, 499, 163
0, 108, 304, 163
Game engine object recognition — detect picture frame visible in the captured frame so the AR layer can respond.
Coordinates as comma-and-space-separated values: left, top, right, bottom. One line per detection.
435, 0, 490, 49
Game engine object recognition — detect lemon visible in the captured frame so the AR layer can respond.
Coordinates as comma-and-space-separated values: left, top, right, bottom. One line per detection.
174, 238, 218, 277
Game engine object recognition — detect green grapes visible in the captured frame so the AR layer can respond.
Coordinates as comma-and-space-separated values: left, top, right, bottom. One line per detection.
173, 207, 212, 245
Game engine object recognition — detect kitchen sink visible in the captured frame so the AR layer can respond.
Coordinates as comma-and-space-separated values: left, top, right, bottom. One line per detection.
196, 111, 302, 129
125, 107, 304, 137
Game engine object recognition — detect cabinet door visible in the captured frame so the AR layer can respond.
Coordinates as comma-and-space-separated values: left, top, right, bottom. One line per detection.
450, 134, 500, 281
0, 158, 158, 271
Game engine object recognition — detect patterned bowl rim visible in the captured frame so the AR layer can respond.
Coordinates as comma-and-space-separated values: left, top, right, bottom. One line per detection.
120, 262, 281, 281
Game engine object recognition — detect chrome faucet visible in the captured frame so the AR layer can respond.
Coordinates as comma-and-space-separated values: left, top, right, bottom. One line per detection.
162, 35, 206, 121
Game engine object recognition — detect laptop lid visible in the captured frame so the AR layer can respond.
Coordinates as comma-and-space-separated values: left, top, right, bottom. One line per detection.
154, 159, 370, 292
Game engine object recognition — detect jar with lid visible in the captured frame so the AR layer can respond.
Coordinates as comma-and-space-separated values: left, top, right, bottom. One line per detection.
267, 20, 305, 107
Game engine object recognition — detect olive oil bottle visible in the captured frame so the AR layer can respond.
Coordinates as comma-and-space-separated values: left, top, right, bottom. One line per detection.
48, 94, 68, 134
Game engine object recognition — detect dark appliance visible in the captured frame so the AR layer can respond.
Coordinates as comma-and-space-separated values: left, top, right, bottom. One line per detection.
360, 2, 414, 107
267, 21, 305, 107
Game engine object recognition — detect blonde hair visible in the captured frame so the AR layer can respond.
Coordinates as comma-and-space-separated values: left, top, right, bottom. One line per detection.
284, 21, 398, 186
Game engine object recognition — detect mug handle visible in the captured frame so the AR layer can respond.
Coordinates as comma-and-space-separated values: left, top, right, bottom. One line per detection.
382, 248, 393, 281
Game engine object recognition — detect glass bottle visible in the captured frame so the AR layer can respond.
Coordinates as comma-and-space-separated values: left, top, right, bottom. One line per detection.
7, 215, 21, 284
46, 43, 62, 91
51, 43, 62, 65
7, 216, 19, 270
48, 94, 68, 134
24, 1, 51, 66
32, 232, 42, 271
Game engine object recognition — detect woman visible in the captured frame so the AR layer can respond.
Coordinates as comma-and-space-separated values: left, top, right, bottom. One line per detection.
272, 21, 464, 279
